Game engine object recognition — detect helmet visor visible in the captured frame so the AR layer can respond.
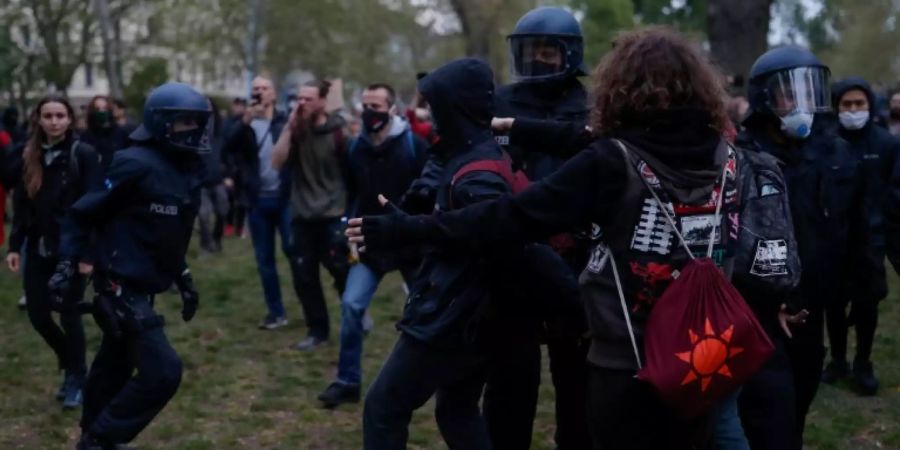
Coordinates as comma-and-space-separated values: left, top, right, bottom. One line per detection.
509, 36, 570, 82
765, 67, 831, 115
160, 109, 212, 153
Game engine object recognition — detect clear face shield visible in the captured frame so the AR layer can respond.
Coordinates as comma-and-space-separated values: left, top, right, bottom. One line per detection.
764, 67, 831, 139
509, 36, 569, 82
765, 67, 831, 116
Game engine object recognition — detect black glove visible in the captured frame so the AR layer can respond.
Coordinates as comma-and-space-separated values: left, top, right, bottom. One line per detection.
47, 259, 77, 309
360, 201, 432, 252
176, 269, 199, 322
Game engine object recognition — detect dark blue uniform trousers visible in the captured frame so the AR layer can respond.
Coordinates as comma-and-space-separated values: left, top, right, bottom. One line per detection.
81, 294, 182, 444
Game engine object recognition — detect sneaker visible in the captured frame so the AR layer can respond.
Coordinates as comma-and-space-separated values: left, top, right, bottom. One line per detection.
317, 382, 360, 408
258, 314, 288, 330
852, 360, 879, 396
821, 359, 849, 384
56, 373, 68, 401
17, 295, 26, 310
62, 374, 84, 410
294, 336, 328, 351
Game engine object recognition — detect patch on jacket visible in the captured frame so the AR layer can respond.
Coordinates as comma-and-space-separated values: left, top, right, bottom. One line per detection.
750, 239, 788, 277
630, 198, 675, 255
586, 242, 610, 273
759, 184, 781, 197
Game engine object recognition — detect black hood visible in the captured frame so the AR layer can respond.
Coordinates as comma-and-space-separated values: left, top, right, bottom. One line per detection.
611, 108, 727, 204
418, 58, 495, 153
832, 76, 877, 117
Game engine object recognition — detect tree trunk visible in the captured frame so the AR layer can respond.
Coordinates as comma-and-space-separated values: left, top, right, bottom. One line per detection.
707, 0, 773, 82
95, 0, 124, 99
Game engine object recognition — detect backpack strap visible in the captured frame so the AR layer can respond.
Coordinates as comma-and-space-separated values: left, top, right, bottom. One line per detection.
69, 140, 81, 185
612, 139, 727, 259
448, 157, 517, 210
607, 249, 643, 371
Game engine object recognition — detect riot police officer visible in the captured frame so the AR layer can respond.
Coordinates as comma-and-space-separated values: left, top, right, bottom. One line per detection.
50, 82, 210, 450
736, 47, 869, 450
486, 6, 593, 450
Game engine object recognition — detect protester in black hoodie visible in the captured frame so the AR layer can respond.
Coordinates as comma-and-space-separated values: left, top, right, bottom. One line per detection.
360, 58, 581, 450
80, 96, 129, 170
5, 96, 102, 409
351, 29, 801, 450
823, 77, 900, 395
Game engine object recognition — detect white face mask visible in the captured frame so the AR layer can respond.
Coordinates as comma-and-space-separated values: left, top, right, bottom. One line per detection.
838, 110, 869, 130
780, 109, 814, 140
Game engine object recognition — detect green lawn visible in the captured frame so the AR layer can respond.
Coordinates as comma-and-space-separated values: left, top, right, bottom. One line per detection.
0, 236, 897, 449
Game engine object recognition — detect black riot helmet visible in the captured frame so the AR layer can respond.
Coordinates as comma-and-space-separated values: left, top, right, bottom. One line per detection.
747, 47, 831, 119
130, 82, 212, 154
507, 7, 587, 83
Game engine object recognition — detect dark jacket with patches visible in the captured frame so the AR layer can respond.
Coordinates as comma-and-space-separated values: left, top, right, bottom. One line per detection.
738, 113, 871, 307
495, 77, 591, 180
387, 110, 800, 369
832, 77, 900, 301
59, 138, 204, 294
398, 58, 579, 349
222, 110, 290, 205
8, 135, 102, 257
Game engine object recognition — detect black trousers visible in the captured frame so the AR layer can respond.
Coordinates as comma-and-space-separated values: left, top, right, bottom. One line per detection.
548, 334, 591, 449
291, 218, 349, 340
81, 293, 182, 444
481, 335, 591, 450
483, 340, 541, 450
739, 337, 797, 450
784, 305, 825, 448
825, 298, 879, 364
363, 334, 490, 450
587, 366, 712, 450
23, 251, 86, 375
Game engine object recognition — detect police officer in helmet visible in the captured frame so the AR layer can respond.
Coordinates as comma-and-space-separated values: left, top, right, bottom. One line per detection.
487, 6, 593, 450
737, 47, 869, 450
50, 82, 209, 450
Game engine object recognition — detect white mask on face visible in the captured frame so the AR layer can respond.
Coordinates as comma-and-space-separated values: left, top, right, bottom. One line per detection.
780, 109, 814, 140
838, 110, 869, 130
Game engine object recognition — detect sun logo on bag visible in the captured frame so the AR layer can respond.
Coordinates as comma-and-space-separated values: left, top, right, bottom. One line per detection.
676, 318, 744, 392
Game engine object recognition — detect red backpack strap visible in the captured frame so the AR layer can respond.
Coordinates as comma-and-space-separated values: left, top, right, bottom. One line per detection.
449, 159, 516, 210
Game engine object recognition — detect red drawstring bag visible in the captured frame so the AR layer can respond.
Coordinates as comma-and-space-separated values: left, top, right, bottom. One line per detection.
611, 141, 774, 419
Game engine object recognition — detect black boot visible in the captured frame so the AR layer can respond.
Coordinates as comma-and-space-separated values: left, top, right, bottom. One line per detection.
56, 372, 69, 401
821, 359, 849, 384
852, 360, 879, 396
75, 434, 113, 450
317, 382, 361, 408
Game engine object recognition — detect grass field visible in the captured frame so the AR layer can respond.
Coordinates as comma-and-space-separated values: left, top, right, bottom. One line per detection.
0, 235, 897, 450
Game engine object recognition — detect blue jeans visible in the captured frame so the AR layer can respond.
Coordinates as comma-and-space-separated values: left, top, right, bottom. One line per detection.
337, 263, 382, 385
337, 263, 416, 385
247, 196, 295, 318
713, 389, 750, 450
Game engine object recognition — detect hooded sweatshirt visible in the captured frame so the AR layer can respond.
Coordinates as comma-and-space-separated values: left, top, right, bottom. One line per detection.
288, 113, 349, 220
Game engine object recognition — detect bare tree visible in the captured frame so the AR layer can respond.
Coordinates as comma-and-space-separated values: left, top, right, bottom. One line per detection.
28, 0, 94, 94
94, 0, 123, 99
707, 0, 773, 81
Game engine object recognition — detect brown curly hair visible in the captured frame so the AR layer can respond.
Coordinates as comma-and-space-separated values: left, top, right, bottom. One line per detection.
591, 27, 728, 133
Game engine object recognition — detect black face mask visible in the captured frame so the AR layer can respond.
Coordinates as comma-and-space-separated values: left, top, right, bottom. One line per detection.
362, 109, 390, 134
529, 61, 563, 79
89, 111, 112, 129
891, 108, 900, 119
